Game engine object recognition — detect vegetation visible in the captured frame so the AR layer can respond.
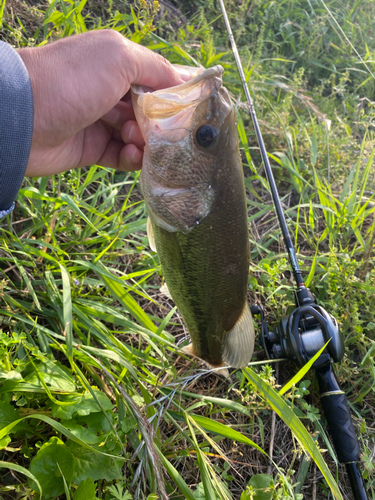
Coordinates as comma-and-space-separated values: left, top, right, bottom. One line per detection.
0, 0, 375, 499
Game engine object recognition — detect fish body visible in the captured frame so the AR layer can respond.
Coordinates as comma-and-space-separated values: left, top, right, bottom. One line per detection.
132, 65, 254, 368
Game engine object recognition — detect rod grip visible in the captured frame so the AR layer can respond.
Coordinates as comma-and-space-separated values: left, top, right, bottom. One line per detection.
320, 392, 360, 463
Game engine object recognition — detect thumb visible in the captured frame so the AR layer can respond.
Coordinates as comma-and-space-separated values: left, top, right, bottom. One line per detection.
125, 39, 191, 90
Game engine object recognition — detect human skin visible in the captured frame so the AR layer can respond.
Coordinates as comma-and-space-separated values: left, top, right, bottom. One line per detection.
18, 30, 188, 177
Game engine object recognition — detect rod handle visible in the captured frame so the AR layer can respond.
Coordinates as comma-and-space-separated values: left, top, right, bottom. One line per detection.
345, 463, 369, 500
320, 392, 360, 463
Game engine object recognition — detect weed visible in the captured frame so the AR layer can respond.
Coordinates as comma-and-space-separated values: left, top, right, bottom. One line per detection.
0, 0, 375, 499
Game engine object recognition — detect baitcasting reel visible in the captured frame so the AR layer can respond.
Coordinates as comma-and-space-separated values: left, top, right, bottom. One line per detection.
259, 286, 343, 367
251, 289, 367, 500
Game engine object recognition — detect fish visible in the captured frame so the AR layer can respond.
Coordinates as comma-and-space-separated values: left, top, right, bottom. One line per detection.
131, 65, 255, 369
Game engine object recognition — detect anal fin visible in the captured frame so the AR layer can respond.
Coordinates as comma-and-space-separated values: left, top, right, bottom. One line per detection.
181, 342, 195, 356
160, 282, 173, 300
222, 304, 255, 368
181, 343, 230, 378
147, 216, 157, 252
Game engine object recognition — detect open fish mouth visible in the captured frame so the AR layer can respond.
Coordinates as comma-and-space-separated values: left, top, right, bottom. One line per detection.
132, 65, 223, 117
132, 64, 234, 234
131, 65, 231, 143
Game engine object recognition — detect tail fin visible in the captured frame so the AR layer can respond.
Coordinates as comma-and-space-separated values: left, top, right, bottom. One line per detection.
222, 304, 255, 368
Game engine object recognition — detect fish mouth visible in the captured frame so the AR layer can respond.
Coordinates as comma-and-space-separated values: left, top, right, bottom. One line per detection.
132, 65, 236, 234
132, 65, 224, 119
131, 65, 230, 141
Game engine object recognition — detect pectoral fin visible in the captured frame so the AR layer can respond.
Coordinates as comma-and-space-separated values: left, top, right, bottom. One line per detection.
222, 304, 255, 368
147, 216, 157, 252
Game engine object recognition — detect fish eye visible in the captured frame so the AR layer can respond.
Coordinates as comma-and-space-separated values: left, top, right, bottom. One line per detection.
196, 125, 219, 148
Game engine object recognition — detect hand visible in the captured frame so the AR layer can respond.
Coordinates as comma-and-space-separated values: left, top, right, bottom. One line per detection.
18, 30, 187, 176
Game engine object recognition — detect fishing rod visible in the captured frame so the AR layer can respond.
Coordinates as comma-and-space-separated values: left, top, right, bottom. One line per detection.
218, 1, 368, 499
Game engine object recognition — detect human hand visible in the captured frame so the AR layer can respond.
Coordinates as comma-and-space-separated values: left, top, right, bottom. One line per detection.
18, 30, 187, 177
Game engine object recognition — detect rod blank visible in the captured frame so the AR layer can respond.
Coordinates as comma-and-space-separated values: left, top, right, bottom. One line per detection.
218, 0, 304, 288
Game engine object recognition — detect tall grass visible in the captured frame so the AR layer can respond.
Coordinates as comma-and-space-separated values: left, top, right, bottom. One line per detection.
0, 0, 374, 499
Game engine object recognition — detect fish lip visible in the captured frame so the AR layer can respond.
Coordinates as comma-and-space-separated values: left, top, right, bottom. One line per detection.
131, 65, 224, 97
131, 65, 229, 135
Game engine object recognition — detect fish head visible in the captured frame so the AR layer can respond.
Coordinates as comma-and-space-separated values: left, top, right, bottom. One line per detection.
132, 65, 240, 233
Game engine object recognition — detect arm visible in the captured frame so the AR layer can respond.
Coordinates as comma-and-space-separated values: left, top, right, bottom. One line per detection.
17, 30, 188, 177
0, 30, 189, 214
0, 41, 33, 214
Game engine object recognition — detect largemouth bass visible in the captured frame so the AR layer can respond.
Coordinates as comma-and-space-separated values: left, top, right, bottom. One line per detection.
132, 65, 254, 369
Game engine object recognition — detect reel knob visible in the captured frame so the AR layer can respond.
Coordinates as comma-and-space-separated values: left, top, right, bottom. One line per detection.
272, 343, 282, 358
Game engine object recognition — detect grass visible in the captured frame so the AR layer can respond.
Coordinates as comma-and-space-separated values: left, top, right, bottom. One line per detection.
0, 0, 375, 499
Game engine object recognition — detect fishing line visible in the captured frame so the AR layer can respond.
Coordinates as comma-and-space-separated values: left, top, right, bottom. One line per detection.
218, 0, 304, 290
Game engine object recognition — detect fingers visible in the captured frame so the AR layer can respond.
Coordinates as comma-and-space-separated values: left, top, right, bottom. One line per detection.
121, 120, 145, 149
100, 100, 135, 130
99, 103, 145, 172
97, 140, 143, 171
100, 105, 145, 152
74, 117, 144, 172
119, 144, 143, 170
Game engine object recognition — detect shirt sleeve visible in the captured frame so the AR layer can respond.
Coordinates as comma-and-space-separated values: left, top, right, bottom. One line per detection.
0, 41, 33, 216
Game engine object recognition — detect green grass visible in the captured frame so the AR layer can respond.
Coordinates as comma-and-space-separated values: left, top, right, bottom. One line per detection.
0, 0, 375, 499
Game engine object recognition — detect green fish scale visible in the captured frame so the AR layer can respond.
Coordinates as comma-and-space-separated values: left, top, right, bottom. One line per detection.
152, 167, 249, 367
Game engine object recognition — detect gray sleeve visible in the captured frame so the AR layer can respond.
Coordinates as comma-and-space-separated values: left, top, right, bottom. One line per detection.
0, 41, 33, 216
